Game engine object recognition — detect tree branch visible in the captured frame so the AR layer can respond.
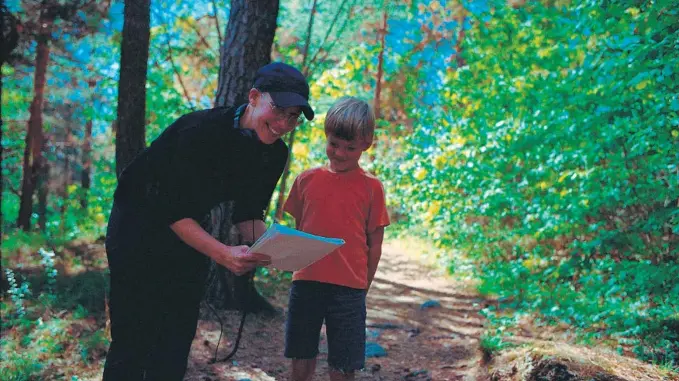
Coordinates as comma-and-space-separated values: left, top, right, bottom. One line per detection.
50, 52, 117, 82
211, 0, 223, 43
164, 37, 196, 111
307, 0, 354, 77
301, 0, 317, 74
151, 7, 217, 56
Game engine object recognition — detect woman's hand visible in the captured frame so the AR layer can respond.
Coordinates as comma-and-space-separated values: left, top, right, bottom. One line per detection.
169, 218, 271, 274
217, 245, 271, 275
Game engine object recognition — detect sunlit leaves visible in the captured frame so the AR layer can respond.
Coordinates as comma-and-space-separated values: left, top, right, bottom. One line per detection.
375, 0, 679, 362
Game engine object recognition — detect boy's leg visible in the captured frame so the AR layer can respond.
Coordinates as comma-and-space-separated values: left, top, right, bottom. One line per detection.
285, 281, 327, 381
324, 285, 367, 381
292, 358, 318, 381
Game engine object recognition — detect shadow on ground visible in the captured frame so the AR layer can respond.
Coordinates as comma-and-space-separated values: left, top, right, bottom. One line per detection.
185, 241, 490, 381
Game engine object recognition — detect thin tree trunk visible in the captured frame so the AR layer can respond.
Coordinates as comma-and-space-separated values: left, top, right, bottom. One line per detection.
81, 117, 92, 210
81, 78, 95, 209
115, 0, 150, 177
369, 7, 388, 164
37, 157, 48, 232
0, 65, 3, 236
273, 130, 296, 221
206, 0, 280, 314
455, 12, 466, 68
373, 9, 387, 120
1, 4, 20, 235
273, 0, 316, 221
17, 14, 51, 231
60, 118, 72, 234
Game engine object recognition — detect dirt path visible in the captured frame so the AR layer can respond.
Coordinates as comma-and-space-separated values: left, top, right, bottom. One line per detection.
185, 240, 488, 381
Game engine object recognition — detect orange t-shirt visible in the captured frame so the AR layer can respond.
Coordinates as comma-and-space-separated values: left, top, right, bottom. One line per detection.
283, 166, 390, 289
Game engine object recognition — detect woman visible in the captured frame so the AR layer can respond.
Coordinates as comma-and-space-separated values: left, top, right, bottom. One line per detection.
103, 62, 314, 381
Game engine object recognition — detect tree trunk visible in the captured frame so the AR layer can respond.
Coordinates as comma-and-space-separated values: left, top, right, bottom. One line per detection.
214, 0, 279, 107
115, 0, 150, 177
0, 6, 18, 229
205, 0, 280, 315
373, 9, 387, 121
369, 8, 388, 164
273, 130, 295, 221
37, 156, 48, 232
81, 116, 92, 210
454, 12, 466, 68
17, 14, 51, 231
81, 78, 95, 209
60, 115, 72, 234
0, 4, 18, 236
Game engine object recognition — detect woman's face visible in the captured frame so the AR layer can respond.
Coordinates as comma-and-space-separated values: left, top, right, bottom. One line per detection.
247, 90, 302, 144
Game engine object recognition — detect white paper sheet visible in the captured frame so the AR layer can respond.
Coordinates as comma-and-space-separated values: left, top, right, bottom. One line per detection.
247, 223, 345, 271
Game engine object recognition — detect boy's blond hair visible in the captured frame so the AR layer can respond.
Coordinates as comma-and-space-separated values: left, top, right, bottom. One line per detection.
324, 97, 375, 145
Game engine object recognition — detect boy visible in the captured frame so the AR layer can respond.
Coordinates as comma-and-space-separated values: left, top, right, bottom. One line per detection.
283, 97, 391, 381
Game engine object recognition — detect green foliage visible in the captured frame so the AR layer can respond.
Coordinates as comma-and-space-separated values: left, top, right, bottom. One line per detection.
254, 266, 293, 298
479, 306, 517, 358
378, 0, 679, 367
4, 269, 31, 321
1, 244, 109, 380
479, 331, 514, 359
5, 0, 679, 374
78, 328, 108, 364
0, 350, 43, 381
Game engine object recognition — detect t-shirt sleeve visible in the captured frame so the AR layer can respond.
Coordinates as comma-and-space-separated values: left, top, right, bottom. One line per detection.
283, 174, 303, 221
231, 147, 288, 224
367, 179, 390, 233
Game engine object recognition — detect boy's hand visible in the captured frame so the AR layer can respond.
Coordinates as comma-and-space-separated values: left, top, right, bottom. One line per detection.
216, 245, 271, 275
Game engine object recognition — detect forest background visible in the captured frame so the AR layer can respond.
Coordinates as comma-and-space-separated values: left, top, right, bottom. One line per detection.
1, 0, 678, 379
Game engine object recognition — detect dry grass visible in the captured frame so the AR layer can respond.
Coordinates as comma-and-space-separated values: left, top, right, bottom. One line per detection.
487, 342, 679, 381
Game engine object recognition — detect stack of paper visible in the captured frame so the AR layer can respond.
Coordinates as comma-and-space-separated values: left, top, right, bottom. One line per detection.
247, 223, 345, 271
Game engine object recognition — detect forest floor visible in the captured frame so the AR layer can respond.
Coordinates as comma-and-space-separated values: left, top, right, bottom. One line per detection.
4, 237, 677, 380
185, 239, 489, 381
183, 239, 678, 381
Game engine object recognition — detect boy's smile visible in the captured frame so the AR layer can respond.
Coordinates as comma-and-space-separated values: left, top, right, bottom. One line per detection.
326, 134, 369, 172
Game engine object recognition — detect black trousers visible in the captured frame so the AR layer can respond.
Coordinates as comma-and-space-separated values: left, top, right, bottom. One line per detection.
103, 203, 209, 381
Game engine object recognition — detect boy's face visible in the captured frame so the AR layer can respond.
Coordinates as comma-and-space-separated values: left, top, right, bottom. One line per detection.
325, 133, 370, 172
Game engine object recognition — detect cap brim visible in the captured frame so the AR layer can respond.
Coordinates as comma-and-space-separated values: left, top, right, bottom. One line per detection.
268, 91, 314, 121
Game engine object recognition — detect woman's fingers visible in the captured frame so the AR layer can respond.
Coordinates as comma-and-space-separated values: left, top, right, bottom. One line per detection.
248, 252, 271, 265
226, 246, 271, 273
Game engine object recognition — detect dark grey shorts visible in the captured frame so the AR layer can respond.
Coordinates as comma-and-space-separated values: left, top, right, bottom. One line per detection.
284, 280, 367, 372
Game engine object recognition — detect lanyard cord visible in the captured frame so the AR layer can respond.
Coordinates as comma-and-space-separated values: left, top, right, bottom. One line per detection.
208, 218, 256, 364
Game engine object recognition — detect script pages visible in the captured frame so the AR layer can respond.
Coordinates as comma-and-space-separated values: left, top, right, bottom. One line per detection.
247, 223, 345, 271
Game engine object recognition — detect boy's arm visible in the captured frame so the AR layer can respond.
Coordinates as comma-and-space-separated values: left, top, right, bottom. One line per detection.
366, 226, 385, 291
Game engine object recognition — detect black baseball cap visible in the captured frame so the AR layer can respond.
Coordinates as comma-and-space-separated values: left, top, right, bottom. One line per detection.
253, 62, 315, 121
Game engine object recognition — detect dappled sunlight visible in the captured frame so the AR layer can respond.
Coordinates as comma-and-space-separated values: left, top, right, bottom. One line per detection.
4, 0, 677, 378
182, 239, 490, 380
